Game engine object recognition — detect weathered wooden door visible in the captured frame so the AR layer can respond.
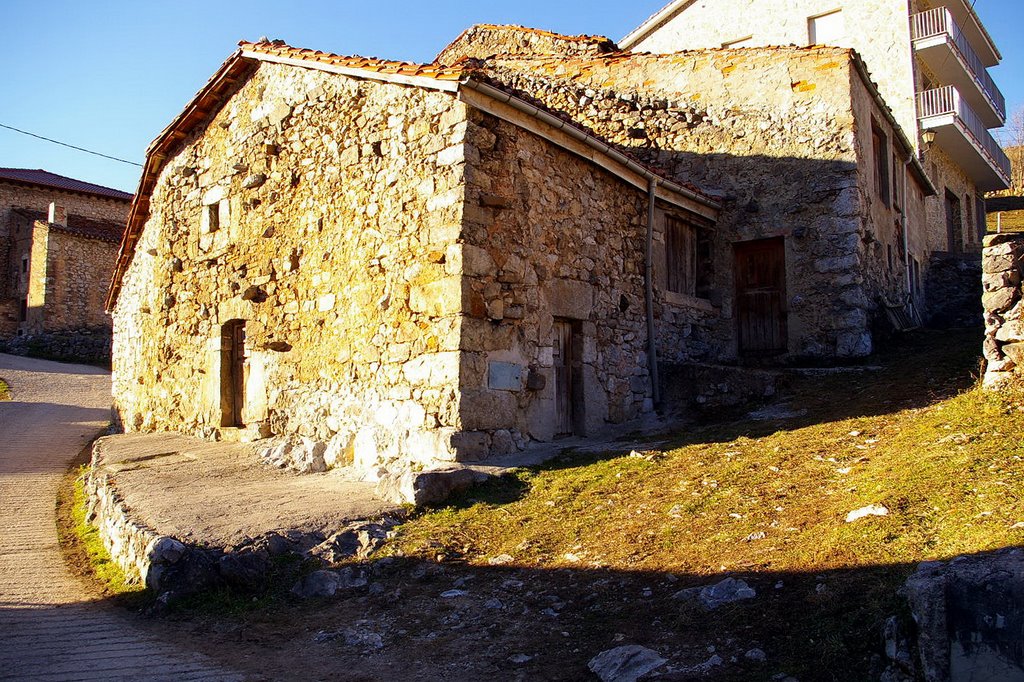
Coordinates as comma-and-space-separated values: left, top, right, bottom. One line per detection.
735, 238, 788, 356
221, 320, 246, 427
945, 189, 963, 254
552, 320, 574, 437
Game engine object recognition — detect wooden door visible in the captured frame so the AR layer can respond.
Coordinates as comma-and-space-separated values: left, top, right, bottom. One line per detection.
735, 238, 788, 356
221, 320, 246, 427
945, 189, 963, 254
552, 320, 574, 437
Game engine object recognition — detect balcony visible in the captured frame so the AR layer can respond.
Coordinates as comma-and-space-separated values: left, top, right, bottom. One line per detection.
911, 7, 1005, 126
917, 86, 1010, 191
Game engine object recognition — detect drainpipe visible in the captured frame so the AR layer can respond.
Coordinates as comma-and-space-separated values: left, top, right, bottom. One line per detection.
646, 177, 661, 408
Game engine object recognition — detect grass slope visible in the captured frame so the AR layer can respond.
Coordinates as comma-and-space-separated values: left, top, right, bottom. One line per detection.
381, 329, 1024, 678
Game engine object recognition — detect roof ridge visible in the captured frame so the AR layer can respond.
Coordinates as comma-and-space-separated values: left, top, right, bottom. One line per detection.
467, 24, 615, 44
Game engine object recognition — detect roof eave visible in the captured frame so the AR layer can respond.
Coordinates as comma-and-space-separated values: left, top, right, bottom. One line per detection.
620, 0, 695, 50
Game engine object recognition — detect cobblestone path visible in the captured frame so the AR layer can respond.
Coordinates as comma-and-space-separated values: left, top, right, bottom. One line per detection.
0, 354, 244, 681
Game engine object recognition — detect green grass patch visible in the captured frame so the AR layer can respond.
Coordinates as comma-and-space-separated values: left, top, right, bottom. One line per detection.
0, 378, 9, 401
58, 467, 148, 602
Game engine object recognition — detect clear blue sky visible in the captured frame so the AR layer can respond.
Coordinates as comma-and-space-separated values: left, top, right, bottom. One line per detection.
2, 0, 1021, 194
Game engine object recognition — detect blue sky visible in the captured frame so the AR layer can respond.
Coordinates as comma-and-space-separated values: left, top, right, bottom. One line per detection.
1, 0, 1021, 193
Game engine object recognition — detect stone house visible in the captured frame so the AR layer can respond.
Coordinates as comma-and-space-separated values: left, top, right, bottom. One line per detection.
108, 19, 984, 485
106, 40, 719, 482
0, 168, 131, 355
438, 25, 936, 360
621, 0, 1010, 309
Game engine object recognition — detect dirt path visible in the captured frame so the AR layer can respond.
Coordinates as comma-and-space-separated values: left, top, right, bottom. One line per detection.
0, 353, 245, 681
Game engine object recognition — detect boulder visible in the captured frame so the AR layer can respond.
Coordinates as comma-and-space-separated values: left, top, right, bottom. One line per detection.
673, 577, 757, 609
587, 645, 667, 682
904, 550, 1024, 682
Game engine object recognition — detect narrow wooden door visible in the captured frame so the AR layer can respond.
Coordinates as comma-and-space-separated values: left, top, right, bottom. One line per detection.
945, 189, 963, 254
735, 238, 787, 356
221, 320, 246, 427
552, 320, 574, 437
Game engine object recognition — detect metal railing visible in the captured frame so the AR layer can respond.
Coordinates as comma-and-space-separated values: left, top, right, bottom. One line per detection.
917, 85, 1012, 180
911, 7, 1005, 120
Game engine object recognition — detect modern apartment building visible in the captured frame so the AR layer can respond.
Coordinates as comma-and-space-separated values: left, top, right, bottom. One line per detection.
621, 0, 1011, 255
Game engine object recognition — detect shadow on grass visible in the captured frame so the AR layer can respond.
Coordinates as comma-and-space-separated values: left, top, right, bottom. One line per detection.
497, 328, 983, 485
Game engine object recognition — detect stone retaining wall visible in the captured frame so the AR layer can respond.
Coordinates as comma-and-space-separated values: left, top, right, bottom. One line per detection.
0, 327, 112, 365
982, 234, 1024, 387
84, 458, 166, 589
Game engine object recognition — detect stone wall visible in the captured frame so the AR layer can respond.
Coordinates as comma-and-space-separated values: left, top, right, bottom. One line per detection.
625, 0, 920, 158
477, 48, 913, 358
981, 234, 1024, 387
435, 24, 616, 65
112, 62, 474, 479
43, 229, 118, 331
0, 182, 128, 339
454, 109, 658, 447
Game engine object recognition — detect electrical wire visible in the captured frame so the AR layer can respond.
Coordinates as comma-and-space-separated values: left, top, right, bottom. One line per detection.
0, 122, 142, 167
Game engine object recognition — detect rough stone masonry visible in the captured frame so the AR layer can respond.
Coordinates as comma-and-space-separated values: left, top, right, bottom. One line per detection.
982, 233, 1024, 387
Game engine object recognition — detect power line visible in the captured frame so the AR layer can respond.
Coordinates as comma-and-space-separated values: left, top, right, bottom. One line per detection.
0, 122, 142, 167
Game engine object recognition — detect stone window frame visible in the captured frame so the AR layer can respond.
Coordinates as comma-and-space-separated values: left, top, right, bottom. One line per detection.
201, 186, 230, 236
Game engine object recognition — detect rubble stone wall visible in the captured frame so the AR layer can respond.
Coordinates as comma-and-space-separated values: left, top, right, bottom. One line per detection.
454, 109, 664, 448
112, 62, 473, 478
923, 144, 985, 254
626, 0, 920, 156
0, 182, 128, 338
43, 230, 118, 332
982, 234, 1024, 387
479, 48, 910, 357
435, 24, 616, 65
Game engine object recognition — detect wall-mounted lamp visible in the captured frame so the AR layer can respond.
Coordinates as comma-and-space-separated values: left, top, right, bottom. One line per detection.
921, 130, 937, 148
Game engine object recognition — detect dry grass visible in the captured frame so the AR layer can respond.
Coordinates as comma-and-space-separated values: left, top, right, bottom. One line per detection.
987, 209, 1024, 234
390, 330, 1016, 577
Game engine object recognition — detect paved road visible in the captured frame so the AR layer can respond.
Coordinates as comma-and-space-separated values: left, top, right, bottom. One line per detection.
0, 354, 243, 681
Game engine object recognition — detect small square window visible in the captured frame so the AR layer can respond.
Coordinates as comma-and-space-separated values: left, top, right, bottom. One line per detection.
207, 203, 221, 232
808, 9, 844, 45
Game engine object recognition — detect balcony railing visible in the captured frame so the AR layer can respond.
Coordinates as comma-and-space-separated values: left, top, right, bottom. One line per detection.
911, 7, 1005, 119
917, 85, 1011, 180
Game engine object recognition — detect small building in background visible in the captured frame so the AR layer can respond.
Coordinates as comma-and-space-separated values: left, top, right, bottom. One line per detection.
0, 168, 131, 361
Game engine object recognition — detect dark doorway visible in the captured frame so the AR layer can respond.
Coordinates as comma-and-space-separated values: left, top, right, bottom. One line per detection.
552, 319, 577, 437
735, 237, 788, 356
945, 189, 963, 254
221, 320, 246, 428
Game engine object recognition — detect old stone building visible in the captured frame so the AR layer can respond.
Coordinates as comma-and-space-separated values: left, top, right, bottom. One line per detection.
110, 17, 985, 485
621, 0, 1010, 314
107, 40, 719, 483
1, 168, 131, 358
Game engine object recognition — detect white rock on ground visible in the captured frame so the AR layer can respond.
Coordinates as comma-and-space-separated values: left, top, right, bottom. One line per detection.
845, 504, 889, 523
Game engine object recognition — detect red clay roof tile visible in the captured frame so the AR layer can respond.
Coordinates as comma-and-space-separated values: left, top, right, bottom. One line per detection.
0, 168, 132, 201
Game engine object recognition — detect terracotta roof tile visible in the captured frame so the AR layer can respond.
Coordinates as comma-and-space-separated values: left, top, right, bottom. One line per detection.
0, 168, 132, 201
238, 41, 467, 81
